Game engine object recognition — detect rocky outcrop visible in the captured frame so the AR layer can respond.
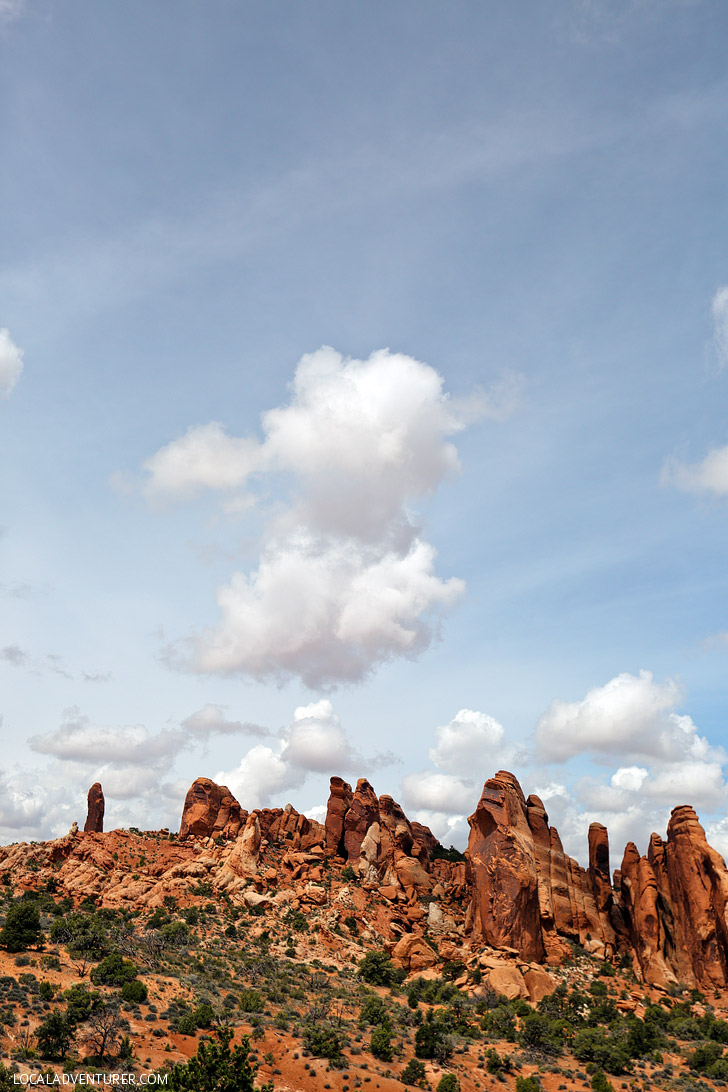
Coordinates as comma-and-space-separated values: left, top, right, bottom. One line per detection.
620, 806, 728, 989
466, 772, 545, 961
325, 777, 353, 856
84, 783, 105, 833
178, 778, 245, 841
344, 779, 380, 862
466, 772, 618, 964
323, 776, 440, 900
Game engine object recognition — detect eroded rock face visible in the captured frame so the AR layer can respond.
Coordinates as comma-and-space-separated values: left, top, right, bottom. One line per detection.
618, 807, 728, 989
325, 777, 353, 856
84, 783, 105, 834
178, 778, 245, 841
466, 772, 618, 964
323, 775, 440, 900
467, 772, 545, 961
344, 779, 380, 862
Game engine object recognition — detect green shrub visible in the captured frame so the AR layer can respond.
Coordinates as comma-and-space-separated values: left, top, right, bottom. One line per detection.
63, 983, 102, 1025
303, 1024, 343, 1062
371, 1025, 393, 1061
359, 994, 389, 1028
121, 979, 148, 1004
436, 1075, 460, 1092
400, 1058, 427, 1087
358, 950, 397, 987
515, 1078, 542, 1092
90, 952, 138, 987
0, 900, 42, 952
36, 1010, 74, 1060
167, 1028, 256, 1091
238, 989, 264, 1013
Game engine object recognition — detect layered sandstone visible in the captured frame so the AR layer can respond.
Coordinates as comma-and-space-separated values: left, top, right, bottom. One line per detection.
465, 772, 617, 964
620, 806, 728, 989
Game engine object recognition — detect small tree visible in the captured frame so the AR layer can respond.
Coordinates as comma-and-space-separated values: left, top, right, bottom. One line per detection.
37, 1010, 75, 1060
400, 1058, 427, 1087
0, 900, 43, 952
84, 1001, 124, 1062
437, 1075, 460, 1092
358, 950, 397, 986
167, 1027, 257, 1092
50, 913, 107, 977
371, 1025, 393, 1061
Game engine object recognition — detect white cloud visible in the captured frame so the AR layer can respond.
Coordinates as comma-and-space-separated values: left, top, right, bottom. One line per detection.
535, 670, 698, 762
134, 348, 505, 686
407, 808, 470, 850
180, 703, 269, 738
215, 744, 306, 810
215, 698, 394, 809
143, 422, 258, 502
429, 708, 512, 775
712, 285, 728, 368
401, 771, 474, 814
0, 328, 23, 397
281, 699, 362, 772
0, 771, 44, 830
533, 672, 728, 860
174, 534, 463, 688
30, 708, 187, 765
662, 444, 728, 497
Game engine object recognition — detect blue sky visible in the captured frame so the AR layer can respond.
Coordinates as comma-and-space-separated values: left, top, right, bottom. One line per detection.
2, 0, 728, 865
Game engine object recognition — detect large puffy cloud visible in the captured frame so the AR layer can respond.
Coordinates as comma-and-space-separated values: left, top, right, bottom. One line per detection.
399, 705, 517, 852
173, 535, 463, 688
0, 328, 23, 398
401, 771, 474, 813
134, 348, 514, 686
535, 670, 700, 762
30, 709, 186, 765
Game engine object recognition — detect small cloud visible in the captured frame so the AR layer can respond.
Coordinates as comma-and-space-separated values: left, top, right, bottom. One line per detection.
45, 654, 72, 679
712, 286, 728, 368
0, 328, 24, 397
1, 644, 29, 666
180, 703, 269, 738
401, 771, 474, 814
82, 670, 113, 684
662, 445, 728, 497
0, 0, 25, 28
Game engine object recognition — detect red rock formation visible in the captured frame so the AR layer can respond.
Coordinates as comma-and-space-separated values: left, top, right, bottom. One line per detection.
84, 782, 105, 834
620, 841, 675, 986
467, 771, 545, 961
466, 773, 618, 963
343, 778, 379, 861
659, 806, 728, 988
322, 776, 440, 899
324, 777, 353, 855
178, 778, 245, 840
